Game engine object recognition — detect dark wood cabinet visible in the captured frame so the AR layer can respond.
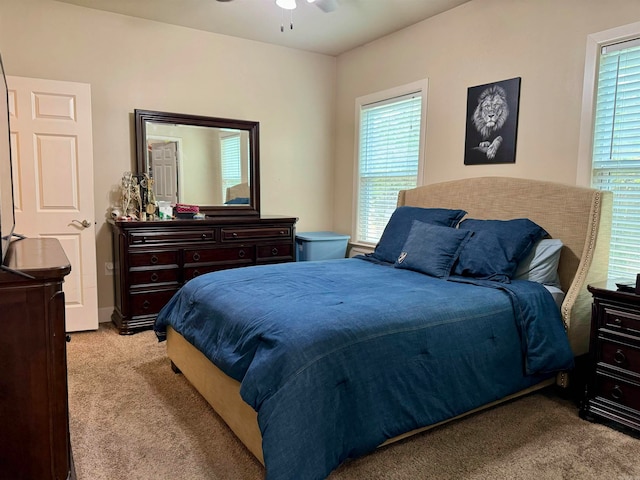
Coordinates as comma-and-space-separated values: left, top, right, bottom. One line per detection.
580, 281, 640, 435
110, 215, 297, 334
0, 238, 74, 480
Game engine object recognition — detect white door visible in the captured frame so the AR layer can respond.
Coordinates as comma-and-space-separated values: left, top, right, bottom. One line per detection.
150, 141, 178, 204
8, 76, 98, 332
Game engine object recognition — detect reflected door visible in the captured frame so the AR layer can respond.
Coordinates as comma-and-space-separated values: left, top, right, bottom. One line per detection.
151, 141, 178, 204
8, 75, 98, 332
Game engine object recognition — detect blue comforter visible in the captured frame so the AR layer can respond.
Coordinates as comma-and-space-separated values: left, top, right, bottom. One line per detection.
155, 257, 574, 480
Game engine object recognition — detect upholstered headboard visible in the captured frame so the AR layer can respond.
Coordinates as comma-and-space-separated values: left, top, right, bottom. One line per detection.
397, 176, 613, 364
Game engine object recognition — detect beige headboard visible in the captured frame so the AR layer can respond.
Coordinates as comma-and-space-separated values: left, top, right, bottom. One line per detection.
398, 176, 613, 361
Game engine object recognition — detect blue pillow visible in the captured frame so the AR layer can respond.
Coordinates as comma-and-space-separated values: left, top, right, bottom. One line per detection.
371, 206, 467, 263
453, 218, 548, 282
395, 221, 472, 278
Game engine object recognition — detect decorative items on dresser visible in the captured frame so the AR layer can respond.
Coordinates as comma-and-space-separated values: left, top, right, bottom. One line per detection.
110, 216, 297, 334
0, 238, 75, 480
580, 280, 640, 436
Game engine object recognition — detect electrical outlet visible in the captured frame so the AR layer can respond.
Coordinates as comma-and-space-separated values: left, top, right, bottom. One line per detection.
105, 262, 114, 276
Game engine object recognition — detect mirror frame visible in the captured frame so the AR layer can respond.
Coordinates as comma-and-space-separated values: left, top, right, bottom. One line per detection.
135, 109, 260, 217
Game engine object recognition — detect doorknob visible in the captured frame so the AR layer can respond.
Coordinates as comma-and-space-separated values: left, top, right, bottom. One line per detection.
71, 219, 92, 228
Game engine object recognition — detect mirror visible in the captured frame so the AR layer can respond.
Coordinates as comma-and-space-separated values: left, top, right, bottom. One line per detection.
135, 109, 260, 217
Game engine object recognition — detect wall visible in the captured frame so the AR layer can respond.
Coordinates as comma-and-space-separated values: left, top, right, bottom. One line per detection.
0, 0, 336, 319
333, 0, 640, 238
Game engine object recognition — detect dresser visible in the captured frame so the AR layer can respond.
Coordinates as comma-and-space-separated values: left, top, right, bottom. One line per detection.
580, 281, 640, 435
110, 215, 297, 334
0, 238, 75, 480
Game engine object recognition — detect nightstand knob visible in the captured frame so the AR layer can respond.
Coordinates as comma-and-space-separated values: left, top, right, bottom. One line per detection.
238, 249, 246, 258
150, 255, 159, 264
611, 385, 624, 401
193, 252, 201, 261
613, 317, 622, 325
150, 273, 159, 282
614, 349, 627, 366
271, 247, 279, 256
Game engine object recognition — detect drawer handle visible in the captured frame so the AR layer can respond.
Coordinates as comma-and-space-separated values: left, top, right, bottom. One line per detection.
611, 385, 624, 401
613, 349, 627, 366
193, 270, 200, 277
232, 232, 238, 238
150, 255, 159, 265
142, 300, 150, 311
280, 230, 285, 235
150, 273, 159, 282
193, 252, 201, 261
613, 317, 622, 325
271, 247, 279, 256
201, 233, 207, 240
238, 249, 246, 258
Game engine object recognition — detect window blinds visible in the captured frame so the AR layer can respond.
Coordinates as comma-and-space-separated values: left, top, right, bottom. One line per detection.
221, 134, 242, 199
357, 93, 422, 244
592, 40, 640, 279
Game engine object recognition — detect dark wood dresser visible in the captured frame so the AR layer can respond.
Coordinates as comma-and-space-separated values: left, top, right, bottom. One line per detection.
0, 238, 74, 480
110, 215, 297, 334
580, 281, 640, 435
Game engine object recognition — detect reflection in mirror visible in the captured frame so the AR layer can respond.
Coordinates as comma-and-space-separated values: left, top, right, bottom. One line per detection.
135, 110, 260, 217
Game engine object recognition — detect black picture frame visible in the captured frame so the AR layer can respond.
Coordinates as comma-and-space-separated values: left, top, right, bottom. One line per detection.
464, 77, 521, 165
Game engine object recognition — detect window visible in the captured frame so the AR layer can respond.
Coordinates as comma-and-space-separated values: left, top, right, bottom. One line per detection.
354, 81, 427, 245
221, 133, 242, 200
589, 36, 640, 279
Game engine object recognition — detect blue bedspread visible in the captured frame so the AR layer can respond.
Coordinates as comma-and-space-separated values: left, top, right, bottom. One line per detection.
155, 257, 574, 480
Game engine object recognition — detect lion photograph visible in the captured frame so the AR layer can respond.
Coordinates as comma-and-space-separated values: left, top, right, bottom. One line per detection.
464, 77, 520, 165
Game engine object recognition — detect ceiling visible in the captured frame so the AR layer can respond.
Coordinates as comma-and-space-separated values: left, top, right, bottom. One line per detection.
54, 0, 470, 56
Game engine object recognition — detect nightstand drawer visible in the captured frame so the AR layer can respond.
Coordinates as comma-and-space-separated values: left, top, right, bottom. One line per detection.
600, 340, 640, 375
596, 373, 640, 412
129, 251, 178, 268
603, 306, 640, 334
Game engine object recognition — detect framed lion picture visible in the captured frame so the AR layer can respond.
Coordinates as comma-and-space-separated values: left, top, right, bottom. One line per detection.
464, 77, 521, 165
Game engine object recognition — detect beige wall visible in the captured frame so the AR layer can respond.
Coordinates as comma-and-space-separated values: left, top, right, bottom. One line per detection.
0, 0, 336, 315
332, 0, 640, 237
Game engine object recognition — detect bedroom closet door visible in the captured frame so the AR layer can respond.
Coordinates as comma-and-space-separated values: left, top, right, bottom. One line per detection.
7, 75, 98, 332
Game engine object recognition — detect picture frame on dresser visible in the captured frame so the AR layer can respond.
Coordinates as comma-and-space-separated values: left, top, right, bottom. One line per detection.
580, 280, 640, 436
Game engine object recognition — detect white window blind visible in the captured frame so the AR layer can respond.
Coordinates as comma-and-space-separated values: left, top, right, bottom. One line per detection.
356, 92, 422, 245
591, 39, 640, 279
221, 134, 241, 200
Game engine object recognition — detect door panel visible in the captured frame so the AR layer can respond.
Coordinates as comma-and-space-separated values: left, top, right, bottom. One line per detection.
8, 76, 98, 332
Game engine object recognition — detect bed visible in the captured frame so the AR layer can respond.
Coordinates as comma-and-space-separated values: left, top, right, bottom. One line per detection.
154, 176, 612, 480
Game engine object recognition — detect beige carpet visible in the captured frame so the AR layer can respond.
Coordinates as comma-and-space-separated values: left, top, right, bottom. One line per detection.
68, 323, 640, 480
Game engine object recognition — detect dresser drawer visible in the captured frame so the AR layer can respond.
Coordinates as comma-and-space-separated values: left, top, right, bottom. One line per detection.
129, 251, 179, 268
130, 289, 179, 317
184, 246, 255, 264
595, 373, 640, 412
129, 268, 179, 287
221, 226, 291, 242
184, 262, 252, 282
603, 306, 640, 334
129, 229, 216, 245
257, 243, 294, 261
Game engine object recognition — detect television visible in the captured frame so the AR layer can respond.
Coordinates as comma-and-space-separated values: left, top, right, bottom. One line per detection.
0, 53, 26, 275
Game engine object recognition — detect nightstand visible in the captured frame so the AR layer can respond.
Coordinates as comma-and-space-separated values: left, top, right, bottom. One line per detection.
579, 280, 640, 435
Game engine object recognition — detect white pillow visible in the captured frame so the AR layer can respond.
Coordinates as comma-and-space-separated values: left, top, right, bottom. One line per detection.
514, 238, 563, 288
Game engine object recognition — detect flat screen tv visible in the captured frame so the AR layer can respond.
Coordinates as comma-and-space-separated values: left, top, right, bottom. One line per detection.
0, 53, 22, 272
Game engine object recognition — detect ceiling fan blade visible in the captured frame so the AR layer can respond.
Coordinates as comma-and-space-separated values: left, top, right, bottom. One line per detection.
314, 0, 338, 13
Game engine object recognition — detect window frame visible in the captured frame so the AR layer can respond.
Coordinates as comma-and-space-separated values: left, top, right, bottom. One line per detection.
577, 21, 640, 280
351, 79, 428, 247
